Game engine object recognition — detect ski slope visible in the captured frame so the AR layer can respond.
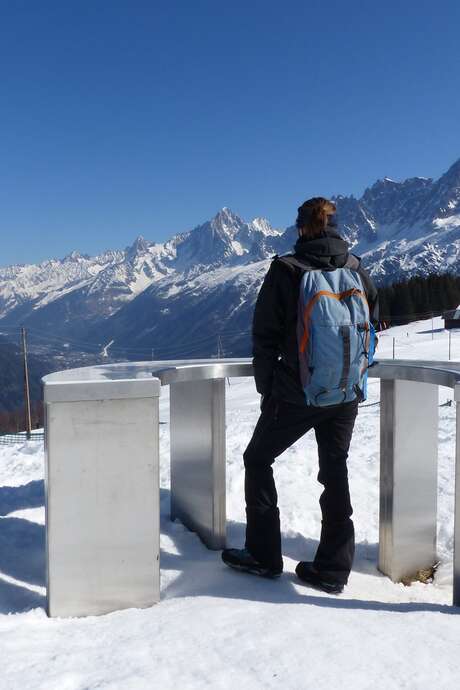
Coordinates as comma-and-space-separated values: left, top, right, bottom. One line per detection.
1, 317, 460, 689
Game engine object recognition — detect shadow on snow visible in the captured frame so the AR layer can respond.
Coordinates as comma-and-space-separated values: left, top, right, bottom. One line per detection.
0, 480, 46, 614
159, 489, 458, 617
0, 484, 457, 617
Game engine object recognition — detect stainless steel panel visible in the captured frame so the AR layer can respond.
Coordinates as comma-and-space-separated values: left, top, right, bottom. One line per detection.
43, 359, 254, 385
170, 378, 226, 550
42, 357, 460, 390
379, 379, 438, 582
156, 362, 253, 386
41, 357, 460, 610
44, 377, 161, 403
371, 360, 460, 389
46, 396, 160, 617
454, 401, 460, 606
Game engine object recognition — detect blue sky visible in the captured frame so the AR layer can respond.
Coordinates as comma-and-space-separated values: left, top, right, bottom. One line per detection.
1, 0, 459, 265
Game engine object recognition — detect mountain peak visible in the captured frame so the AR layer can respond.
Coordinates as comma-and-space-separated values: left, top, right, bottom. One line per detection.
127, 235, 150, 254
207, 208, 245, 240
440, 157, 460, 184
250, 217, 281, 237
369, 176, 399, 191
212, 207, 243, 225
63, 250, 84, 262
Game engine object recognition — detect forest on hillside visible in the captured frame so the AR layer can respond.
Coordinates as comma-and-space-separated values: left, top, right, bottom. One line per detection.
377, 273, 460, 327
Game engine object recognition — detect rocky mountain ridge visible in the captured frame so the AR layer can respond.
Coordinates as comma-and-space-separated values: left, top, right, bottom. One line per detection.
1, 158, 459, 359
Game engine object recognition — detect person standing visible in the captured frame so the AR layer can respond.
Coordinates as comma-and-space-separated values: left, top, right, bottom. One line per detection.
222, 197, 378, 594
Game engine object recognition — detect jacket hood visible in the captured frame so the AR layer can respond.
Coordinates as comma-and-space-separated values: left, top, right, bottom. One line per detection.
294, 228, 350, 269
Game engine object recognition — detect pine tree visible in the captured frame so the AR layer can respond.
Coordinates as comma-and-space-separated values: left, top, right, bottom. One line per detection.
377, 273, 460, 327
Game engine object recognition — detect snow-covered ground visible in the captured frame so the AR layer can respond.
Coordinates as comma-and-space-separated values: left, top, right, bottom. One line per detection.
1, 317, 460, 689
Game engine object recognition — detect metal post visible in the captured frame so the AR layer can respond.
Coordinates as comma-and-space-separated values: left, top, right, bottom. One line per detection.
454, 390, 460, 606
44, 378, 161, 617
392, 337, 395, 360
449, 331, 452, 361
379, 379, 438, 582
170, 378, 226, 549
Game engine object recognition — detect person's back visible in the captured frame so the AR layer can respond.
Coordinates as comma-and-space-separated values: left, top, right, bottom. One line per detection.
222, 197, 378, 593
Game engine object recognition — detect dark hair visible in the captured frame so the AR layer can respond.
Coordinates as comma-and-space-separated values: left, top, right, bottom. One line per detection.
296, 197, 336, 240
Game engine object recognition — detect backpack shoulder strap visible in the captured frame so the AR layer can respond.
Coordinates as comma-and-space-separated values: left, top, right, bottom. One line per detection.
344, 253, 361, 271
275, 253, 361, 273
274, 255, 314, 273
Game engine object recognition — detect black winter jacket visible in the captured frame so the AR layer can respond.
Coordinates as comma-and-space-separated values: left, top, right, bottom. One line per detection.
252, 228, 379, 406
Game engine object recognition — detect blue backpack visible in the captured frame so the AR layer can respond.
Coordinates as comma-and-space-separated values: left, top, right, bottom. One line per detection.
279, 255, 376, 407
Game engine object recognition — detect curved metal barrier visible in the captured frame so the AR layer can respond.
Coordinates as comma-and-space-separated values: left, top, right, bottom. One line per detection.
42, 358, 460, 616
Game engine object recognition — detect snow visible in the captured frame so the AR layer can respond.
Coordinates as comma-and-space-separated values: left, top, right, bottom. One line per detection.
433, 214, 460, 231
1, 316, 460, 689
377, 315, 460, 361
230, 240, 246, 256
128, 270, 156, 295
250, 217, 282, 237
101, 340, 115, 357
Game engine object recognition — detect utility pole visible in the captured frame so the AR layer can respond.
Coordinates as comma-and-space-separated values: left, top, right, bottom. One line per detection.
216, 334, 231, 385
21, 327, 32, 439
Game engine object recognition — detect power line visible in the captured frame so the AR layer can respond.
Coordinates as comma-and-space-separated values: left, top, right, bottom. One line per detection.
0, 325, 254, 361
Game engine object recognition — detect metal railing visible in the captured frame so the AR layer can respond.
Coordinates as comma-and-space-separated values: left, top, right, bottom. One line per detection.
42, 358, 460, 617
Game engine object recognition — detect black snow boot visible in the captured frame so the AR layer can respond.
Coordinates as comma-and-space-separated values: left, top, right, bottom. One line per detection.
295, 561, 344, 594
222, 548, 283, 579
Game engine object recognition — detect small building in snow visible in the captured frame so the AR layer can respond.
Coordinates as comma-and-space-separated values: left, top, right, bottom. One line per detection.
443, 305, 460, 330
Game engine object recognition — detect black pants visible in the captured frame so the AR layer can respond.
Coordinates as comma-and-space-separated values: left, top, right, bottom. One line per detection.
243, 396, 358, 583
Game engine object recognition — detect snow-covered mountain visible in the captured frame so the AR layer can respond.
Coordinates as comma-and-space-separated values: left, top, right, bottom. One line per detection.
168, 208, 282, 273
89, 259, 270, 359
0, 208, 281, 338
1, 158, 459, 358
335, 158, 460, 281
